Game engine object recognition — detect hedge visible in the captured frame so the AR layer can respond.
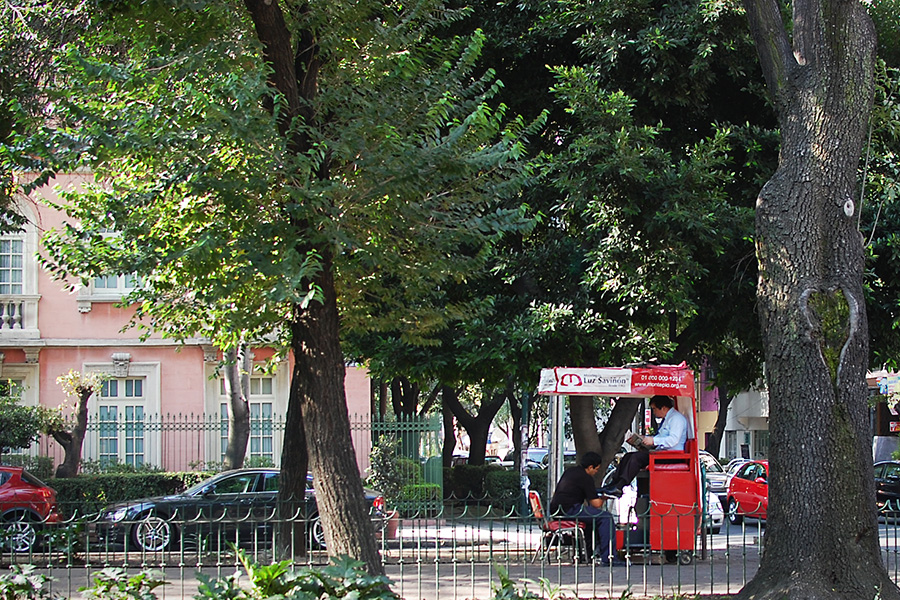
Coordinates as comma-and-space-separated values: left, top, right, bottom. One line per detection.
50, 472, 213, 518
442, 466, 547, 515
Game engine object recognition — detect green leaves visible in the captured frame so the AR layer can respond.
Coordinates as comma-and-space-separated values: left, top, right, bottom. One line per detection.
7, 0, 544, 362
195, 551, 400, 600
0, 395, 49, 453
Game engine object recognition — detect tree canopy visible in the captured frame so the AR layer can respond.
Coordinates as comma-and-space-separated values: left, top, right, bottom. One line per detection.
6, 0, 545, 571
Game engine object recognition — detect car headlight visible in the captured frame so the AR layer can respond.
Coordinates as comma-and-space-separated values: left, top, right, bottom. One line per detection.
105, 507, 130, 523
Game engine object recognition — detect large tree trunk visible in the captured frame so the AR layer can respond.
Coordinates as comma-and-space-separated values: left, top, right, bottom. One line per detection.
444, 384, 506, 466
223, 346, 251, 470
596, 399, 641, 473
290, 257, 382, 573
442, 403, 456, 468
244, 0, 382, 573
570, 396, 601, 465
276, 371, 309, 559
390, 377, 420, 418
507, 393, 523, 469
740, 0, 896, 597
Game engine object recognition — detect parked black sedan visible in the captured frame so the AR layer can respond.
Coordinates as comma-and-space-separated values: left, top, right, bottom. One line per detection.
93, 468, 385, 552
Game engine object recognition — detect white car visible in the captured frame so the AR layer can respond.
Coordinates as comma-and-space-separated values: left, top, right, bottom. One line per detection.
705, 489, 724, 534
699, 451, 729, 506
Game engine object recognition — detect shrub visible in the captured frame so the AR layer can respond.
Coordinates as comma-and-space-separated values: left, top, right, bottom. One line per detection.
444, 464, 492, 500
194, 550, 400, 600
445, 465, 537, 510
1, 454, 54, 480
80, 459, 164, 475
51, 472, 212, 518
396, 457, 423, 486
0, 565, 59, 600
366, 436, 423, 509
484, 469, 520, 512
400, 483, 441, 502
81, 568, 167, 600
397, 483, 441, 516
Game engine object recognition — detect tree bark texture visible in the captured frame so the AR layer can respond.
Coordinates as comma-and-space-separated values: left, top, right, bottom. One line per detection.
290, 259, 382, 572
706, 383, 732, 460
52, 388, 91, 478
741, 0, 896, 598
223, 346, 251, 470
597, 399, 641, 473
569, 397, 602, 471
390, 377, 420, 418
244, 0, 382, 573
441, 403, 456, 468
444, 384, 507, 466
276, 372, 309, 559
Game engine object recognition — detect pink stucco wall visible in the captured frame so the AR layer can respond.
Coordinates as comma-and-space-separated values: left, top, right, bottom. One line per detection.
6, 173, 372, 473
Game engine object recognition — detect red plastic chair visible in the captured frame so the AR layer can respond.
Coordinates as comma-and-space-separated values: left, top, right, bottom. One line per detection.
528, 490, 586, 562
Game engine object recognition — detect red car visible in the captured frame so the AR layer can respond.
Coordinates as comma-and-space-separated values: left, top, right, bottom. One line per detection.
726, 459, 768, 524
1, 466, 61, 552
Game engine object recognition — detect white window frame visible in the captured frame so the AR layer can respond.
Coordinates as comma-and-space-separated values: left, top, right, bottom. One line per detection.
77, 273, 139, 312
0, 363, 39, 408
84, 361, 161, 467
0, 215, 41, 335
75, 228, 140, 311
91, 273, 139, 296
0, 237, 25, 295
96, 378, 147, 468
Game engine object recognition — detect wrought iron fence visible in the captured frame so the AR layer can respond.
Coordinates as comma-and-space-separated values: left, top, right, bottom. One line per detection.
5, 500, 900, 599
5, 413, 900, 598
13, 412, 442, 480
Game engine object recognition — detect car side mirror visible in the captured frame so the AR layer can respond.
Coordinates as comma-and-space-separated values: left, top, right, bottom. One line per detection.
755, 477, 767, 484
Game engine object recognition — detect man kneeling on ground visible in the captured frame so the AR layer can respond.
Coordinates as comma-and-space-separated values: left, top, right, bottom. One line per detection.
548, 451, 625, 565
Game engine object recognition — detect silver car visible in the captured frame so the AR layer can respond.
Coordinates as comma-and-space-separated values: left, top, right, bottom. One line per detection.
699, 451, 729, 506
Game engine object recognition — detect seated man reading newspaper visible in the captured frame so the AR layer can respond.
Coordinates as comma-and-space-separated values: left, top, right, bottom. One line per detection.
596, 395, 688, 498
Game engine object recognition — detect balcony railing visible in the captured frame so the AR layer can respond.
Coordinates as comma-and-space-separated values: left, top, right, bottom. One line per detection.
0, 294, 40, 337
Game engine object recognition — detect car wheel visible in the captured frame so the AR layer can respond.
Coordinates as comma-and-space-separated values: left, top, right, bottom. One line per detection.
727, 498, 743, 525
2, 513, 37, 553
132, 514, 174, 552
309, 512, 326, 550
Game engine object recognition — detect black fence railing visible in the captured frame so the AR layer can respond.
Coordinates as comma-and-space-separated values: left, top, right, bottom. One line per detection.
5, 501, 900, 599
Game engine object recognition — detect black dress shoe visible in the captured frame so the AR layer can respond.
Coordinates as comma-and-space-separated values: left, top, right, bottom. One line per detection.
597, 485, 623, 498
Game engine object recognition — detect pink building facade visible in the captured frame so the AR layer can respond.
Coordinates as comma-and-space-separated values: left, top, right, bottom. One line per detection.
2, 174, 372, 473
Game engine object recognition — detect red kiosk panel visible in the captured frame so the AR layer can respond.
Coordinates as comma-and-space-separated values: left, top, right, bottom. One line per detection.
538, 364, 702, 558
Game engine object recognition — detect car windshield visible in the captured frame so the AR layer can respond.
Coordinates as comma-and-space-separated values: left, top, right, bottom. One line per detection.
700, 455, 724, 473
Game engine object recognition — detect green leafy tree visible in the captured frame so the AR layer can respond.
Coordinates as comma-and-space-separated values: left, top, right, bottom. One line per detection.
0, 1, 89, 228
738, 0, 898, 598
0, 395, 45, 458
9, 0, 543, 571
350, 0, 776, 474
